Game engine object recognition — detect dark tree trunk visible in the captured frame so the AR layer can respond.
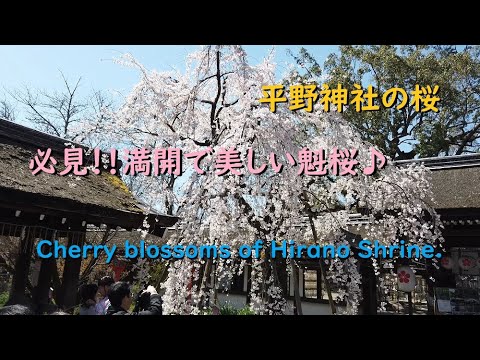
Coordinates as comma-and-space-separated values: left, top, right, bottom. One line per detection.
319, 259, 337, 314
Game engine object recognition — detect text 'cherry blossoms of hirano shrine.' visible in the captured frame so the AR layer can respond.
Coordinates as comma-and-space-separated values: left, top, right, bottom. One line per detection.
28, 146, 387, 177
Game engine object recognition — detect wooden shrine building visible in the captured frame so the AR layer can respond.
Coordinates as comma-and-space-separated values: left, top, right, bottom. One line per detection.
396, 153, 480, 314
0, 118, 177, 313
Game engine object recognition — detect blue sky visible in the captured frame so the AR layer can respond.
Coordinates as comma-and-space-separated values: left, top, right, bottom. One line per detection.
0, 45, 338, 123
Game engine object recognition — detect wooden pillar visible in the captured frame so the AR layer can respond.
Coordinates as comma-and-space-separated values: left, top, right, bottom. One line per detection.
33, 229, 57, 313
7, 226, 34, 305
245, 263, 252, 305
58, 231, 85, 312
275, 257, 288, 300
292, 261, 303, 315
407, 292, 413, 315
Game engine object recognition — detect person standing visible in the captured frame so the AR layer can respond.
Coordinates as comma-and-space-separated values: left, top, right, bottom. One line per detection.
106, 282, 162, 315
79, 284, 98, 315
95, 276, 114, 315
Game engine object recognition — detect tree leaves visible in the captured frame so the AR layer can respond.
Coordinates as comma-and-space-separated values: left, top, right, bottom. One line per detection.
294, 45, 480, 159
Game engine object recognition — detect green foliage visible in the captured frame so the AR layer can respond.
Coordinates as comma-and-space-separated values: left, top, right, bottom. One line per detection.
219, 303, 255, 315
289, 45, 480, 159
199, 302, 255, 315
0, 291, 8, 307
148, 261, 169, 288
200, 308, 213, 315
285, 47, 323, 87
220, 303, 238, 315
129, 282, 142, 312
237, 306, 255, 315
